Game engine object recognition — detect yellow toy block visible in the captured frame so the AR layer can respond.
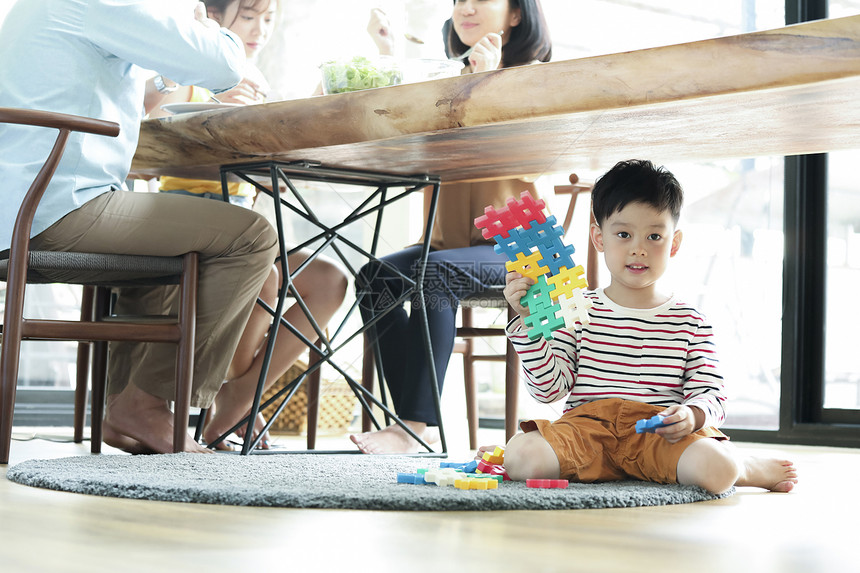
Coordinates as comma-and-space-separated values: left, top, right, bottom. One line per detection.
454, 477, 499, 490
482, 451, 504, 465
505, 251, 549, 282
546, 265, 588, 301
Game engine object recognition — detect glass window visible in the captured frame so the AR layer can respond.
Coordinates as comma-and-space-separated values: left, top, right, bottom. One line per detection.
667, 159, 784, 430
824, 149, 860, 411
829, 1, 860, 17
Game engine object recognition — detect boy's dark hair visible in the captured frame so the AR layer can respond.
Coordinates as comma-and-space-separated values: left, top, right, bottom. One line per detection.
591, 160, 684, 226
443, 0, 552, 68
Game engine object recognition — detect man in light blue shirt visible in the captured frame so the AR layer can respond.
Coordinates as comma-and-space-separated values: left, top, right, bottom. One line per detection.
0, 0, 278, 454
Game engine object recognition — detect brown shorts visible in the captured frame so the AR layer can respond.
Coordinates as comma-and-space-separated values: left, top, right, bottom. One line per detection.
521, 398, 727, 484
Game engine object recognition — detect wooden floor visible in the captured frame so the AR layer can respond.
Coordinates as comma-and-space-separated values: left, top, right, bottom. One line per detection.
2, 427, 859, 573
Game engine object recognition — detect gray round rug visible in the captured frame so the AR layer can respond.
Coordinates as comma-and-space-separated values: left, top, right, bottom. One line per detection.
6, 453, 731, 511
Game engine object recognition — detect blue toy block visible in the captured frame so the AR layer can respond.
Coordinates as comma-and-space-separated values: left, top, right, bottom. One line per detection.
635, 414, 670, 433
397, 472, 428, 484
536, 237, 576, 276
492, 227, 534, 262
440, 461, 468, 471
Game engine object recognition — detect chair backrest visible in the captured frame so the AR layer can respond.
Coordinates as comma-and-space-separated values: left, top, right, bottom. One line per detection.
1, 107, 121, 294
553, 173, 598, 289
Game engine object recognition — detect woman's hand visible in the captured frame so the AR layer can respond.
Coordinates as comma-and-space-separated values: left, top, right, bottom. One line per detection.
215, 78, 265, 104
504, 271, 533, 317
655, 405, 703, 443
367, 8, 395, 56
194, 1, 219, 30
468, 32, 503, 73
215, 65, 269, 105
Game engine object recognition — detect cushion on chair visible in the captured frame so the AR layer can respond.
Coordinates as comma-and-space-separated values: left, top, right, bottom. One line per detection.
0, 251, 184, 286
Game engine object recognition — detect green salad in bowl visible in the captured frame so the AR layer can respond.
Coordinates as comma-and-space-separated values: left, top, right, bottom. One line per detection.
320, 56, 403, 94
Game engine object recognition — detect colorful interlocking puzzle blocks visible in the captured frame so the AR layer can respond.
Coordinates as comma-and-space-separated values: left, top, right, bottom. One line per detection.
474, 191, 591, 341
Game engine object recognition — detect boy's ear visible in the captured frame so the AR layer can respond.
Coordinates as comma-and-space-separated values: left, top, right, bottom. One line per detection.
670, 229, 683, 257
590, 222, 605, 253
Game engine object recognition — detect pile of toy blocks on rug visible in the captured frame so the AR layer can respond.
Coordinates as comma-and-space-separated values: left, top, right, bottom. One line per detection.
473, 191, 592, 341
396, 446, 569, 490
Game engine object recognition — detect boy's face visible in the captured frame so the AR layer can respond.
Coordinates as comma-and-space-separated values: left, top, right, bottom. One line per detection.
590, 201, 682, 307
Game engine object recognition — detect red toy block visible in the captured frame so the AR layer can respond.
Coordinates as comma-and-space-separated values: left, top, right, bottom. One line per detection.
506, 191, 547, 230
474, 204, 519, 240
526, 479, 569, 489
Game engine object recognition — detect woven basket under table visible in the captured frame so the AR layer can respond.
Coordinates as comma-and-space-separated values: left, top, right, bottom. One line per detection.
260, 361, 357, 435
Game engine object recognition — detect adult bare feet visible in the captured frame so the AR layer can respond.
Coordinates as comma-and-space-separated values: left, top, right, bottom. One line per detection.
234, 412, 271, 449
103, 397, 155, 455
736, 456, 799, 492
350, 421, 440, 454
202, 381, 270, 450
104, 383, 210, 454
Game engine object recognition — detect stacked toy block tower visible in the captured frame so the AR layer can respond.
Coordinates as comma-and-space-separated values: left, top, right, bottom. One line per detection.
474, 191, 593, 341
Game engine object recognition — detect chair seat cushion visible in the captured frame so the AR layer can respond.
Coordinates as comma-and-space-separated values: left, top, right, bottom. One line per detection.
0, 251, 184, 286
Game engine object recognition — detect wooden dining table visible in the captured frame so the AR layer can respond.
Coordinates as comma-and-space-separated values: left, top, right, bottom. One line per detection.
132, 15, 860, 184
130, 15, 860, 454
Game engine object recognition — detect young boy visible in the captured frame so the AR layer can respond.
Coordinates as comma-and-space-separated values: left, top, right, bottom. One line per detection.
496, 160, 797, 495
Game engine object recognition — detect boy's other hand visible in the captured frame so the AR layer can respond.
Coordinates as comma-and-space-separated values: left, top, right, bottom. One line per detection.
475, 444, 503, 461
504, 271, 533, 317
655, 405, 701, 443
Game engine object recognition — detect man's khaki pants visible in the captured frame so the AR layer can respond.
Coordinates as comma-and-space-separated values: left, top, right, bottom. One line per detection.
29, 190, 278, 407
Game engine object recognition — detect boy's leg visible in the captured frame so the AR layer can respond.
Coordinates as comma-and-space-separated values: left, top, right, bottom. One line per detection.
503, 430, 562, 481
677, 439, 798, 494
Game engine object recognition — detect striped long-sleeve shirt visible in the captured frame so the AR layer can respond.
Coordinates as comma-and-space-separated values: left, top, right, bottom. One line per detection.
506, 289, 726, 429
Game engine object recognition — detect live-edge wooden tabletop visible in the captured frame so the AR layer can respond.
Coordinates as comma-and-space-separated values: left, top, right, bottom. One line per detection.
131, 15, 860, 183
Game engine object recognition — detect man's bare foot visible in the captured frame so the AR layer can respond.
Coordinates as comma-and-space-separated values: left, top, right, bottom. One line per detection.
103, 418, 155, 455
105, 384, 210, 454
350, 421, 440, 454
736, 456, 799, 492
102, 395, 154, 454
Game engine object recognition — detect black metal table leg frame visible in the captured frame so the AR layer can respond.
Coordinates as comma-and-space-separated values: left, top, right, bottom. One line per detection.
214, 161, 444, 455
416, 180, 445, 454
223, 255, 431, 450
240, 162, 290, 455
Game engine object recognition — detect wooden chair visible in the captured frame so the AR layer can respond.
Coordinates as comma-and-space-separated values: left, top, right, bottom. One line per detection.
0, 107, 199, 464
359, 174, 597, 450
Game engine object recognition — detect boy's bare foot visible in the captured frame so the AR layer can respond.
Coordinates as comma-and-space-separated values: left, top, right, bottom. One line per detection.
736, 456, 798, 492
104, 383, 210, 454
350, 421, 440, 454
